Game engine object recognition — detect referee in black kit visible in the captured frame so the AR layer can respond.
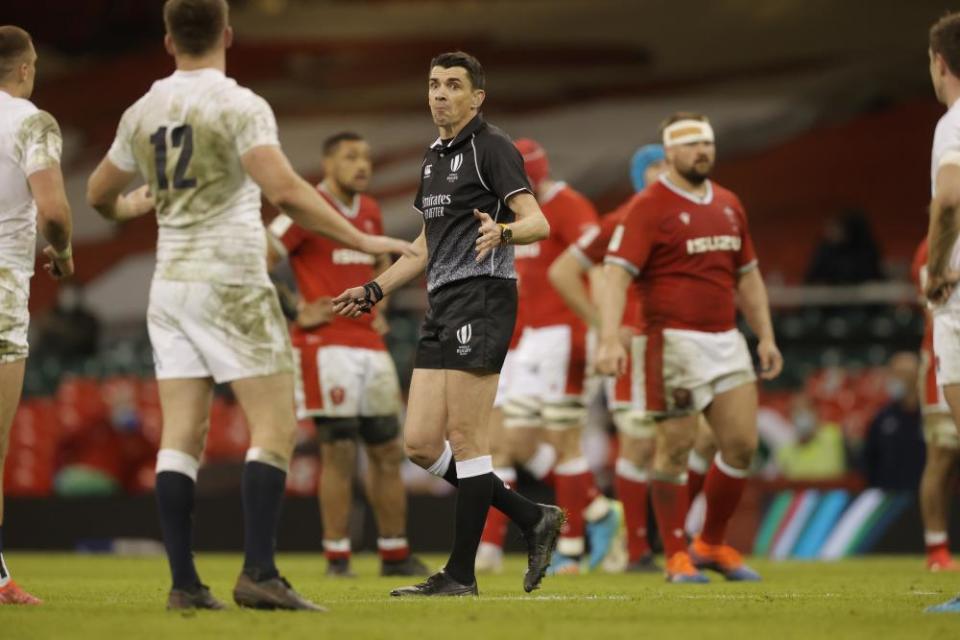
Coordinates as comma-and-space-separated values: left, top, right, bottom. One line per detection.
334, 51, 564, 597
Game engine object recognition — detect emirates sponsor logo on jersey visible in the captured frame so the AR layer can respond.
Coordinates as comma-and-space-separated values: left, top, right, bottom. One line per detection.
456, 323, 473, 356
686, 235, 742, 255
421, 194, 451, 219
332, 249, 376, 265
514, 242, 540, 259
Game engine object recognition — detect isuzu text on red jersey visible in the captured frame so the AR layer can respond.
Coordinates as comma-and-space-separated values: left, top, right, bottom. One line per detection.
514, 182, 598, 327
270, 187, 386, 350
605, 176, 757, 332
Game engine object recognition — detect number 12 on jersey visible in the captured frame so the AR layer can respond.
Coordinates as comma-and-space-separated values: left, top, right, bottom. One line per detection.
149, 124, 197, 190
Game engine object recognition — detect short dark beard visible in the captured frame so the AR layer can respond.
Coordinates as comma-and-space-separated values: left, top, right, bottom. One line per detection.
677, 165, 709, 185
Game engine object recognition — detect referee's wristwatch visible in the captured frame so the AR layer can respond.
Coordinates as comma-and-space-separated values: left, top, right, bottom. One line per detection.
498, 223, 513, 245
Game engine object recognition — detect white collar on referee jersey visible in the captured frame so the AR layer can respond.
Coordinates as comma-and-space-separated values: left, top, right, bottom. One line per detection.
659, 175, 713, 205
539, 181, 566, 206
318, 183, 360, 218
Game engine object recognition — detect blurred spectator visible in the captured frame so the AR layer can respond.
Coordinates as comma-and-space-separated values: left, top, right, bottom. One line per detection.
805, 210, 885, 284
861, 352, 926, 490
775, 393, 847, 480
35, 283, 101, 359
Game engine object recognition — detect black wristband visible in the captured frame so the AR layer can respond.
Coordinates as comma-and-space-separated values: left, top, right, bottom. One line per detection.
358, 281, 384, 314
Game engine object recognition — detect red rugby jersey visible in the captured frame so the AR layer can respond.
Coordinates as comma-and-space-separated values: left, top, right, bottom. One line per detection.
269, 186, 385, 350
570, 202, 643, 330
604, 177, 757, 332
514, 182, 598, 328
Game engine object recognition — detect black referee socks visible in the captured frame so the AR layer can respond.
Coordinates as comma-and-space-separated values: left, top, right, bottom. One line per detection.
434, 442, 542, 532
444, 457, 495, 586
241, 455, 287, 582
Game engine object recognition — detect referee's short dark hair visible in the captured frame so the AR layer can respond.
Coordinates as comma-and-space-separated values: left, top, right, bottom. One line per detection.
164, 0, 228, 57
0, 26, 32, 82
323, 131, 364, 157
430, 51, 485, 91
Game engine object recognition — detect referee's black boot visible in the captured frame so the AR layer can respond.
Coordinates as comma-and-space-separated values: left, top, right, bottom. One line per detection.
522, 504, 566, 593
389, 570, 478, 597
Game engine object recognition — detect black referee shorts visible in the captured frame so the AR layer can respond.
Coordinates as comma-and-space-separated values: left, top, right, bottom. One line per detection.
415, 276, 517, 373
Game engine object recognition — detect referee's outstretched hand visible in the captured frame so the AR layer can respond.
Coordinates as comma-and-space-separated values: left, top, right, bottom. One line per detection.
332, 286, 367, 318
474, 209, 501, 262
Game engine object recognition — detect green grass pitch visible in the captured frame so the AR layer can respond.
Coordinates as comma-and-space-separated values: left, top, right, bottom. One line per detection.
4, 554, 960, 639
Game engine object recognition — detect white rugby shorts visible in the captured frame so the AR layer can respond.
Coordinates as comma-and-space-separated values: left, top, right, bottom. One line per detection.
934, 310, 960, 388
292, 343, 401, 419
631, 327, 756, 417
147, 279, 293, 383
0, 268, 30, 364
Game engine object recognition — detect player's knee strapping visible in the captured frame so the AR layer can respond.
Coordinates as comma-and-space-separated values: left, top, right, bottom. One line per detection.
358, 415, 400, 446
542, 400, 586, 430
613, 409, 655, 438
503, 396, 542, 429
314, 417, 362, 443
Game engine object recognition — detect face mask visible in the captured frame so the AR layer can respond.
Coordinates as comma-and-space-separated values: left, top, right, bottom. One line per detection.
886, 379, 907, 401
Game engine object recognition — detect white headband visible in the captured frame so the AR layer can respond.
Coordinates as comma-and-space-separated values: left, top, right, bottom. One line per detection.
662, 119, 715, 147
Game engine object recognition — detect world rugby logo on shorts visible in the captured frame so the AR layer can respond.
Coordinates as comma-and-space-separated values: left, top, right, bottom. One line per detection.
456, 323, 473, 355
447, 154, 463, 182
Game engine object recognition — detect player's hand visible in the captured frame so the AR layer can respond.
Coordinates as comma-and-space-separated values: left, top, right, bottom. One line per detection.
43, 245, 74, 280
926, 269, 960, 305
596, 338, 628, 377
474, 209, 501, 262
372, 313, 390, 336
117, 185, 155, 221
757, 338, 783, 380
296, 297, 334, 329
332, 286, 368, 318
360, 235, 417, 258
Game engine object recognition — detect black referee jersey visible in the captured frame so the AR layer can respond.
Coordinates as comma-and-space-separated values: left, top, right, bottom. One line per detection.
413, 114, 532, 292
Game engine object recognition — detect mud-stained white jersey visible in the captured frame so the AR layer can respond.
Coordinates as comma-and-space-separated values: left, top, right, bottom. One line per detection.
0, 90, 62, 276
108, 68, 279, 285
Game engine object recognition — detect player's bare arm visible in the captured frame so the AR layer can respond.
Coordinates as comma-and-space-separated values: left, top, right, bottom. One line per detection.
548, 249, 600, 327
736, 266, 783, 380
242, 145, 415, 258
927, 163, 960, 303
28, 165, 74, 279
86, 159, 155, 222
596, 263, 632, 376
371, 252, 394, 335
474, 192, 550, 262
332, 227, 429, 318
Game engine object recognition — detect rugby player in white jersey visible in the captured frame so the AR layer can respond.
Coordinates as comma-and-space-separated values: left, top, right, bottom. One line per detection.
86, 0, 412, 611
921, 10, 960, 614
0, 25, 74, 606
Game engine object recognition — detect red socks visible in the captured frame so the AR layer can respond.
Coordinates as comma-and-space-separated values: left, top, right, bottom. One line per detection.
614, 458, 650, 562
700, 455, 749, 546
479, 468, 516, 549
650, 475, 689, 557
555, 458, 599, 556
